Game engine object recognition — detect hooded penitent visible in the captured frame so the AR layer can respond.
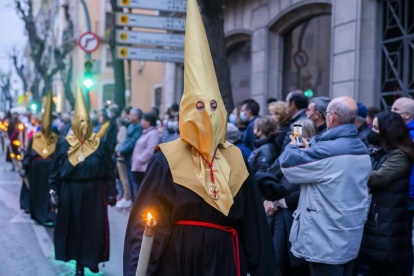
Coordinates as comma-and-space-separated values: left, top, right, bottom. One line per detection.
32, 90, 58, 159
159, 0, 248, 216
66, 84, 99, 166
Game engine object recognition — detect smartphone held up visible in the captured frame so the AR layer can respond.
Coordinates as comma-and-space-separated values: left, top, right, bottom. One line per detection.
293, 124, 303, 147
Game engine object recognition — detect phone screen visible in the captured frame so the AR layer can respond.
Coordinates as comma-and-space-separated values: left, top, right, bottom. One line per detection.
293, 124, 303, 147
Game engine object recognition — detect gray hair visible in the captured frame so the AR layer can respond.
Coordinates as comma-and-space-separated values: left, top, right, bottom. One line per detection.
295, 119, 318, 139
310, 97, 331, 120
329, 101, 358, 124
130, 108, 143, 119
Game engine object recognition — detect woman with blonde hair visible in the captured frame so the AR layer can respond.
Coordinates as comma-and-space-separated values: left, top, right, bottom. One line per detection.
269, 101, 291, 156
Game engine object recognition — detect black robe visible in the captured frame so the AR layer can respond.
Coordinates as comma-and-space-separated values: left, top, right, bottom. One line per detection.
23, 138, 56, 224
49, 139, 117, 269
123, 151, 280, 276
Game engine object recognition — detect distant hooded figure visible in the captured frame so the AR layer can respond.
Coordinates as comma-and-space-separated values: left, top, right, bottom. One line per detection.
23, 91, 58, 225
123, 0, 280, 275
49, 85, 117, 276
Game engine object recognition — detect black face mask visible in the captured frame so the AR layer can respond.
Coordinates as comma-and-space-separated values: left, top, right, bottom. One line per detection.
367, 130, 380, 146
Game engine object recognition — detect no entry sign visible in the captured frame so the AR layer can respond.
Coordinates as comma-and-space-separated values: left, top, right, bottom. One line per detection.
78, 32, 100, 53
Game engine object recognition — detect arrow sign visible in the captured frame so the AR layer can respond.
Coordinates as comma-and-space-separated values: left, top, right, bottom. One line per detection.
117, 0, 187, 13
116, 12, 185, 31
116, 30, 185, 48
78, 32, 100, 53
116, 46, 184, 63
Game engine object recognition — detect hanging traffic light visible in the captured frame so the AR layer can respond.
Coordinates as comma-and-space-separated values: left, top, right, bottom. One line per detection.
83, 60, 94, 89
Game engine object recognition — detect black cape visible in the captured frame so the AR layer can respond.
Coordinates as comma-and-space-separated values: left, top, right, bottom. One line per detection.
123, 151, 280, 276
49, 139, 117, 270
23, 138, 56, 224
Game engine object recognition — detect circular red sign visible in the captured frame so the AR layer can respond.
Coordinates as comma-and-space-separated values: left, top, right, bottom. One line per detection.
78, 32, 100, 53
293, 50, 309, 69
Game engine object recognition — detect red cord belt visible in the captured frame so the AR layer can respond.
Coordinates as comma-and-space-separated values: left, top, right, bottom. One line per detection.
176, 221, 240, 276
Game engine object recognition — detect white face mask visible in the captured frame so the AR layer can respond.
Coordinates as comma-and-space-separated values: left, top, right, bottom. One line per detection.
163, 119, 169, 126
167, 121, 179, 131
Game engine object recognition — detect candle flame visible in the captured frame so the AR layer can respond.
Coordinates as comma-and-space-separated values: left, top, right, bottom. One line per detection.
147, 212, 153, 221
13, 140, 21, 146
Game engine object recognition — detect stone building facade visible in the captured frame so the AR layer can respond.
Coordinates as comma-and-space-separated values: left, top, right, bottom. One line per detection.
164, 0, 388, 114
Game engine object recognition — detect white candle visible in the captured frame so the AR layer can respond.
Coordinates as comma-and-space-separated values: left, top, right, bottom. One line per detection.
18, 123, 24, 153
136, 212, 156, 276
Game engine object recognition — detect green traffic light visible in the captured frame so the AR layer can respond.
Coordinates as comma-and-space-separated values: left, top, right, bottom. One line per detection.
30, 103, 37, 111
304, 90, 314, 97
83, 79, 94, 89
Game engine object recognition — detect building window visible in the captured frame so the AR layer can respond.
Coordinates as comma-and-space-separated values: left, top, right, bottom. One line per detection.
282, 15, 331, 99
380, 0, 414, 109
106, 47, 113, 68
103, 84, 115, 104
105, 12, 113, 37
153, 86, 162, 107
227, 41, 251, 105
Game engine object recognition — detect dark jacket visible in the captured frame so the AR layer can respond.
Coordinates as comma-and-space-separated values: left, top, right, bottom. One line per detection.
119, 122, 143, 157
361, 148, 411, 263
60, 121, 71, 137
281, 109, 307, 152
317, 123, 327, 134
242, 116, 259, 151
358, 122, 371, 147
103, 118, 118, 153
234, 140, 251, 159
274, 124, 290, 158
257, 158, 301, 209
248, 136, 277, 174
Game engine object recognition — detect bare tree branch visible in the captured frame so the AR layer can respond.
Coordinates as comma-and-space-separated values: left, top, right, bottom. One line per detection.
9, 48, 28, 92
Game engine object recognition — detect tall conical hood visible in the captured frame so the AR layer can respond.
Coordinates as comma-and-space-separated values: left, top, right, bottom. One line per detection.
179, 0, 227, 163
41, 90, 53, 138
72, 83, 92, 141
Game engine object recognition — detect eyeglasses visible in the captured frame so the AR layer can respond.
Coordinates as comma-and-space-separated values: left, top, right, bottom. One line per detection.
324, 110, 340, 117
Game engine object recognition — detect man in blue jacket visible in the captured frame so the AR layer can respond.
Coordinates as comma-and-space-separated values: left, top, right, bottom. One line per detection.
392, 97, 414, 266
241, 99, 260, 151
117, 108, 143, 203
279, 96, 371, 276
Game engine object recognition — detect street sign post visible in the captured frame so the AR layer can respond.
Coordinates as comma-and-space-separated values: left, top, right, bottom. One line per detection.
116, 30, 185, 48
78, 32, 100, 53
116, 13, 186, 31
117, 0, 187, 13
116, 46, 184, 63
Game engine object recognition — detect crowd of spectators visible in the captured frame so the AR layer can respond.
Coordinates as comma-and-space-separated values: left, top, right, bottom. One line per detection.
3, 90, 414, 276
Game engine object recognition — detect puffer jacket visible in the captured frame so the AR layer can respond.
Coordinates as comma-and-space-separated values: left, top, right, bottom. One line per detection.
360, 148, 411, 263
279, 124, 371, 264
248, 137, 277, 174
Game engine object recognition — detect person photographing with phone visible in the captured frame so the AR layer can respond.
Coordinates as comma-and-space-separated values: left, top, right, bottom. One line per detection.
279, 96, 372, 276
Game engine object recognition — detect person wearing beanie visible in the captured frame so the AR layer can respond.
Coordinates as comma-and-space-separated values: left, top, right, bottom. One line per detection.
355, 102, 370, 147
226, 123, 251, 159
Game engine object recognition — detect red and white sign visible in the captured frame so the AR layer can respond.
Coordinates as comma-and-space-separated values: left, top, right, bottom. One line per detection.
78, 32, 100, 53
293, 50, 309, 69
